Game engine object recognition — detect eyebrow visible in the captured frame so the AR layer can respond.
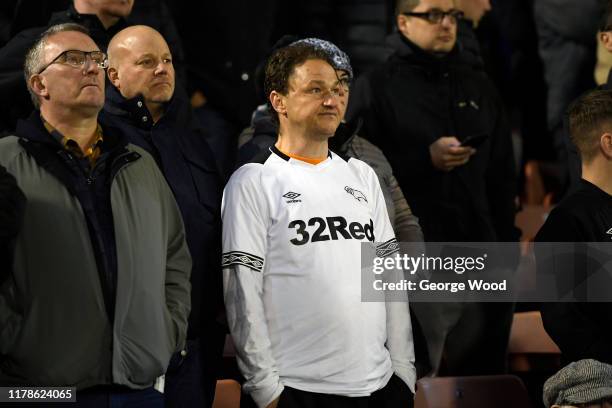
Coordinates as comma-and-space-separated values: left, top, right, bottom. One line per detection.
135, 52, 173, 60
305, 79, 344, 87
422, 7, 456, 12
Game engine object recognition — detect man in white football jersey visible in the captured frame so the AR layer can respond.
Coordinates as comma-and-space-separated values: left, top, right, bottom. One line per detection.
222, 41, 416, 408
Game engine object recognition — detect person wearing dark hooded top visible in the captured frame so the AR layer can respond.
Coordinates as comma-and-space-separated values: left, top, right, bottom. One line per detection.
347, 0, 519, 376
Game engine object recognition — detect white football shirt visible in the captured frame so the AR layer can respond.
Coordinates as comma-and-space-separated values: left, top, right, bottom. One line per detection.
222, 146, 415, 407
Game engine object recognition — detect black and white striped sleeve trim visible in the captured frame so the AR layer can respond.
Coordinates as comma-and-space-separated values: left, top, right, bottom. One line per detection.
222, 251, 265, 272
376, 238, 399, 258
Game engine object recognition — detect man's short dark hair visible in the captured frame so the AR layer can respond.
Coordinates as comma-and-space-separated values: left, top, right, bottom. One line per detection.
264, 43, 334, 122
395, 0, 421, 17
567, 89, 612, 162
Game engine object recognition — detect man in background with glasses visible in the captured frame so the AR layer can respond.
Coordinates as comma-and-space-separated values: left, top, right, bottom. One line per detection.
348, 0, 518, 376
0, 23, 192, 406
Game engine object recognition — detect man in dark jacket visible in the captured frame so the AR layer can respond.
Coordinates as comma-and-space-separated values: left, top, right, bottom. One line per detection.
536, 89, 612, 366
0, 0, 185, 135
0, 23, 191, 403
348, 0, 518, 375
103, 25, 223, 408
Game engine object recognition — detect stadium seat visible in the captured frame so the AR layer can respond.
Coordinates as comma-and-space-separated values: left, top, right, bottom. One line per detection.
414, 375, 533, 408
212, 379, 241, 408
508, 311, 561, 372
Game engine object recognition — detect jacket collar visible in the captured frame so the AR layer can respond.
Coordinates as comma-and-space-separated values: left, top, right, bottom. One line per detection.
17, 111, 129, 154
386, 31, 464, 67
104, 84, 179, 130
104, 85, 153, 130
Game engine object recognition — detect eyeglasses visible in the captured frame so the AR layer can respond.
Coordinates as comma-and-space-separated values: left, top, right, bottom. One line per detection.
37, 50, 108, 74
300, 78, 352, 100
402, 9, 464, 24
338, 77, 352, 91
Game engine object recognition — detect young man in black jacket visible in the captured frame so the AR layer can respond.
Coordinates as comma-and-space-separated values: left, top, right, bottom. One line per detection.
536, 89, 612, 365
347, 0, 519, 376
103, 25, 223, 408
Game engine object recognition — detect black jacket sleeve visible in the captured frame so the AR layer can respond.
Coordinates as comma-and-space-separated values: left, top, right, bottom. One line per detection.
0, 165, 26, 281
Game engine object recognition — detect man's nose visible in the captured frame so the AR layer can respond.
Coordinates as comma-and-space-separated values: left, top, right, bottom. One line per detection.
155, 62, 169, 75
441, 14, 455, 28
83, 58, 100, 74
322, 92, 340, 106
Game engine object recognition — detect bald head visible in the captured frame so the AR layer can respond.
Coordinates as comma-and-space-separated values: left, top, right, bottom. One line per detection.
108, 25, 166, 66
107, 25, 175, 118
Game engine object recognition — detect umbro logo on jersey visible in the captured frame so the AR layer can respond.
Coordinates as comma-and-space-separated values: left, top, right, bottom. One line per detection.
607, 228, 612, 238
345, 186, 368, 203
283, 191, 302, 203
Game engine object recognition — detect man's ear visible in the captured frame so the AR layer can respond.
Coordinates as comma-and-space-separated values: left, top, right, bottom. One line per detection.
397, 14, 407, 31
29, 74, 48, 99
397, 13, 412, 39
107, 67, 120, 88
270, 91, 287, 117
600, 31, 612, 53
601, 132, 612, 159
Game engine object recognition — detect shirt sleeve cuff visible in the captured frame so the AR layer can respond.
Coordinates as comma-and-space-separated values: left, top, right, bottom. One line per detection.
251, 380, 284, 408
393, 365, 416, 394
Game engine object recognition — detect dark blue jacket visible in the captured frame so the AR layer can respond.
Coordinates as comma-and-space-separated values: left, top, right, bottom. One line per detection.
102, 85, 222, 339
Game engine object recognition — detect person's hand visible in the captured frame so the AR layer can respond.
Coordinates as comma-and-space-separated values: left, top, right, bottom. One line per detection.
429, 136, 476, 171
265, 396, 280, 408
